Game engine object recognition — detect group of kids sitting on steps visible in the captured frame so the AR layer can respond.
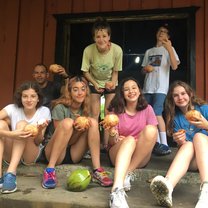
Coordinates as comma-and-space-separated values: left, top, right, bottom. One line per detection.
0, 16, 208, 208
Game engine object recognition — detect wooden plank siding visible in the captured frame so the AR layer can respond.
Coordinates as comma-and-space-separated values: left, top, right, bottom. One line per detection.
204, 0, 208, 98
0, 0, 207, 108
194, 0, 205, 98
15, 0, 46, 88
0, 0, 20, 107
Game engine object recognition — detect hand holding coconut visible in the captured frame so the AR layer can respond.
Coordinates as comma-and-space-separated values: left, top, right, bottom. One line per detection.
143, 65, 154, 73
173, 129, 186, 146
105, 81, 115, 91
100, 114, 119, 130
24, 124, 39, 137
74, 116, 91, 131
23, 119, 49, 138
49, 64, 68, 78
185, 110, 208, 130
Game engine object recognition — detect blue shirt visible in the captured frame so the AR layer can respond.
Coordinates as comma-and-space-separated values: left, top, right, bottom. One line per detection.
174, 104, 208, 141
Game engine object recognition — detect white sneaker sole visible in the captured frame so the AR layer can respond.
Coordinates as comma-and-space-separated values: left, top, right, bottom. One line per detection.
150, 179, 172, 207
1, 186, 17, 194
124, 185, 131, 192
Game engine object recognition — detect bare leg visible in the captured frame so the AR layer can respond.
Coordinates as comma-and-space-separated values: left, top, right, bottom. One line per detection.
87, 118, 101, 169
128, 125, 157, 171
110, 136, 136, 190
165, 141, 194, 188
103, 93, 115, 147
6, 121, 28, 173
109, 125, 157, 191
157, 116, 166, 132
90, 94, 101, 121
45, 118, 74, 167
0, 120, 10, 177
193, 133, 208, 182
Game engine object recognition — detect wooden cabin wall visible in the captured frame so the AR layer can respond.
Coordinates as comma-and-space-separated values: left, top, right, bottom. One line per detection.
0, 0, 207, 108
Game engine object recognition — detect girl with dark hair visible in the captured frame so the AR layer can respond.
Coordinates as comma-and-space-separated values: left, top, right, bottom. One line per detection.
41, 76, 112, 189
102, 77, 158, 208
150, 80, 208, 208
0, 81, 51, 193
81, 17, 123, 150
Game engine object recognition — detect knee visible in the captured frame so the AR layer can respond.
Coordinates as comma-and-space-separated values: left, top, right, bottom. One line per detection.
145, 125, 157, 134
122, 136, 136, 146
16, 120, 28, 129
60, 118, 74, 131
193, 133, 207, 144
88, 117, 99, 128
143, 125, 158, 141
0, 120, 10, 130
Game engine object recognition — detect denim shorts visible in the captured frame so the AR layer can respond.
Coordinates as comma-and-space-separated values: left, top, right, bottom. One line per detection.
144, 93, 166, 116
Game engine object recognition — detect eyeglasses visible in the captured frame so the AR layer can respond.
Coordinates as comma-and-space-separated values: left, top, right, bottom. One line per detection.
158, 29, 168, 34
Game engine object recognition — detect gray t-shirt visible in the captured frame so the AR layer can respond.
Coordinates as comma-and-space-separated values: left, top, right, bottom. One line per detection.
47, 104, 82, 138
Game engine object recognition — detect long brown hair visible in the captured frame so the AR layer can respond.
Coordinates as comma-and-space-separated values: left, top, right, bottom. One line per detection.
51, 76, 90, 116
108, 77, 148, 114
165, 80, 207, 136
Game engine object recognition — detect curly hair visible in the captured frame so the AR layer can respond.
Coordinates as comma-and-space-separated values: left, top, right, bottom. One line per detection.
165, 80, 207, 136
13, 81, 43, 108
108, 77, 148, 114
92, 17, 111, 37
51, 76, 91, 116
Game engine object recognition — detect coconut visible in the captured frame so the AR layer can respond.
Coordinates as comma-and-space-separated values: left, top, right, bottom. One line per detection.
49, 64, 60, 73
144, 65, 154, 72
185, 110, 202, 122
66, 169, 91, 192
103, 114, 119, 128
178, 129, 186, 134
105, 82, 114, 89
24, 124, 38, 137
74, 116, 90, 129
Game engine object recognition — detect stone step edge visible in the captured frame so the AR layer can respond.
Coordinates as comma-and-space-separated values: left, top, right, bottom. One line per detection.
10, 163, 200, 185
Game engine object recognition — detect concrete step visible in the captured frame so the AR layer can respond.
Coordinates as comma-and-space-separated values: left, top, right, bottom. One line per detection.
13, 147, 200, 184
0, 147, 201, 208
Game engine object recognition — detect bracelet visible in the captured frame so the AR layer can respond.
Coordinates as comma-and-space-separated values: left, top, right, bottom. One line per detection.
109, 130, 117, 137
109, 132, 116, 137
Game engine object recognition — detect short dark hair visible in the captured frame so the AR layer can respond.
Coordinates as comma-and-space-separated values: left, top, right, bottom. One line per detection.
158, 23, 171, 38
92, 17, 111, 37
33, 63, 48, 73
14, 81, 43, 108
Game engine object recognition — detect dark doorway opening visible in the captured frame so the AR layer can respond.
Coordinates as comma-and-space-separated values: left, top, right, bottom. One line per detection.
54, 6, 198, 88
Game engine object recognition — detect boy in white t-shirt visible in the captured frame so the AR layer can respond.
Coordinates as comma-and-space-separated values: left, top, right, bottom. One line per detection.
142, 24, 180, 156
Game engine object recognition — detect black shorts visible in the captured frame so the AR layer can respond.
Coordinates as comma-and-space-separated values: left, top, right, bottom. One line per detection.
41, 146, 75, 164
89, 85, 116, 95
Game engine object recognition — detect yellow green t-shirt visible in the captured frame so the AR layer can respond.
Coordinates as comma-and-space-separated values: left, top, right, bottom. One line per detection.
81, 43, 123, 88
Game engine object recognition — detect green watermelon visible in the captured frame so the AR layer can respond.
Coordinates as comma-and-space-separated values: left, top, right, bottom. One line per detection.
67, 169, 91, 192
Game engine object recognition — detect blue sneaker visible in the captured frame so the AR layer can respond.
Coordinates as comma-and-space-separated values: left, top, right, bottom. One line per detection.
0, 177, 3, 189
152, 142, 171, 156
42, 168, 57, 189
2, 172, 17, 193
